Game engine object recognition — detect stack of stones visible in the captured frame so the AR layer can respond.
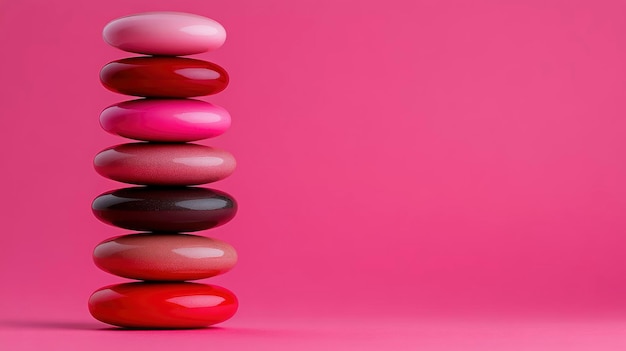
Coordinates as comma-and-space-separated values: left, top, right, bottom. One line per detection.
88, 12, 239, 329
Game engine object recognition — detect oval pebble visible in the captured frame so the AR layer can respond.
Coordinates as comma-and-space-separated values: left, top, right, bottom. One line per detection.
94, 143, 235, 186
94, 233, 237, 281
103, 12, 226, 56
100, 99, 231, 142
92, 187, 237, 232
100, 57, 228, 98
89, 282, 238, 329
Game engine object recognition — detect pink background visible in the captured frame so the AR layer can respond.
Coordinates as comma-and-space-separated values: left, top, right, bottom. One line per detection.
2, 0, 626, 349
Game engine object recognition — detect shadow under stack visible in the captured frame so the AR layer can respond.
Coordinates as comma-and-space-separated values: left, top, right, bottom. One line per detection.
88, 11, 239, 329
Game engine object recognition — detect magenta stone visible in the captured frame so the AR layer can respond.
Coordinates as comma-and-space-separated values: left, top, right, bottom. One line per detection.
100, 99, 231, 142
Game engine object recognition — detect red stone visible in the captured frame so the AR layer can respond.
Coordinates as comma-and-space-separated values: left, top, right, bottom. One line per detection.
89, 282, 238, 329
100, 57, 229, 98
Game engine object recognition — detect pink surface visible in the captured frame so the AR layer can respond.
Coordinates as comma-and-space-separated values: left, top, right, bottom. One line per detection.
2, 0, 626, 349
100, 99, 231, 142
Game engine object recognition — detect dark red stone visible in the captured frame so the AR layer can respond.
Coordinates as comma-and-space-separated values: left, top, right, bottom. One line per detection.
100, 57, 229, 98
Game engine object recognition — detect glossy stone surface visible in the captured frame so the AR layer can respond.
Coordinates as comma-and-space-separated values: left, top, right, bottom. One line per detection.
94, 233, 237, 281
94, 143, 236, 186
100, 57, 229, 98
89, 282, 238, 329
100, 99, 231, 142
103, 12, 226, 56
92, 187, 237, 232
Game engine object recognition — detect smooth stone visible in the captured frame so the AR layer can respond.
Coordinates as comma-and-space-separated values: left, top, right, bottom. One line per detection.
100, 57, 228, 98
92, 187, 237, 232
89, 282, 237, 329
94, 233, 237, 281
100, 99, 231, 142
94, 143, 235, 186
103, 12, 226, 56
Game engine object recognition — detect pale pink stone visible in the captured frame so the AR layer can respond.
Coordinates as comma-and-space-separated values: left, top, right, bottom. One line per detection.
103, 12, 226, 56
